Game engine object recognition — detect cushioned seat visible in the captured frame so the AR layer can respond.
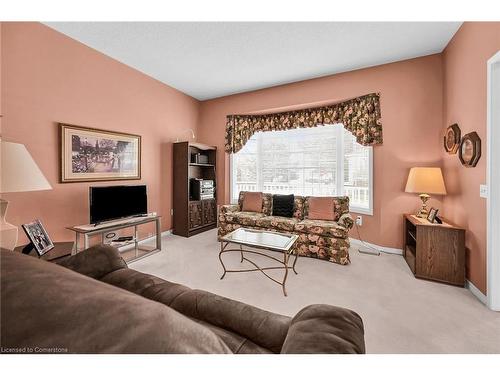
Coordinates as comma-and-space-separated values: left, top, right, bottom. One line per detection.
294, 219, 349, 239
2, 246, 365, 353
255, 216, 299, 232
224, 211, 266, 226
219, 191, 354, 265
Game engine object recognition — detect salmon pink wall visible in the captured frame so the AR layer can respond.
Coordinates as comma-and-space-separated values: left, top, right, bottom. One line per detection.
1, 22, 200, 243
441, 22, 500, 294
198, 55, 445, 249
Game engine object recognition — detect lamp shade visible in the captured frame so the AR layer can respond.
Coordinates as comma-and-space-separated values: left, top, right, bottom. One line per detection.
1, 141, 52, 193
405, 167, 447, 195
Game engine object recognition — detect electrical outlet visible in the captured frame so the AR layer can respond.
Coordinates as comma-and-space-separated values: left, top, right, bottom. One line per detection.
356, 216, 363, 226
170, 209, 174, 215
480, 184, 488, 199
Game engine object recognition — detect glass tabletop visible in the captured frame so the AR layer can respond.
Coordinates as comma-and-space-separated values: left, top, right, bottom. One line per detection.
222, 228, 298, 252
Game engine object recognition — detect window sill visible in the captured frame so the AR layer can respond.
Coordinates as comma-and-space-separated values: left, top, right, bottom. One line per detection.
351, 207, 373, 216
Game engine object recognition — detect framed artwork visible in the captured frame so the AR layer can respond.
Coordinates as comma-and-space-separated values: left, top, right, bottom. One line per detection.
459, 131, 481, 168
60, 123, 141, 182
22, 219, 54, 256
427, 207, 439, 223
444, 123, 461, 154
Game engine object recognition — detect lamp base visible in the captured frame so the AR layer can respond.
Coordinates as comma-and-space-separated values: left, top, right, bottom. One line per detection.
0, 199, 18, 251
416, 194, 430, 218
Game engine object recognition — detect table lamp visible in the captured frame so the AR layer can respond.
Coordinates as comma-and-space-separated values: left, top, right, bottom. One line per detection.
1, 141, 52, 250
405, 167, 447, 217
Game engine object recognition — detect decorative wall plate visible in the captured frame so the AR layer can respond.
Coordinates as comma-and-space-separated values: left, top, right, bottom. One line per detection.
459, 131, 481, 168
444, 123, 461, 154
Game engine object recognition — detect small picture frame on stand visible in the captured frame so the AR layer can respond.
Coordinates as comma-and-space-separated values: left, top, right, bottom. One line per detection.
21, 219, 55, 256
427, 208, 439, 224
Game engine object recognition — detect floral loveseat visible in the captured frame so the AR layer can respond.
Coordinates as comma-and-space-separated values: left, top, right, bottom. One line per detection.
218, 192, 354, 265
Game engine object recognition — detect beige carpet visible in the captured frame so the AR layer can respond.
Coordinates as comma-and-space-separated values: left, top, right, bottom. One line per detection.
130, 229, 500, 353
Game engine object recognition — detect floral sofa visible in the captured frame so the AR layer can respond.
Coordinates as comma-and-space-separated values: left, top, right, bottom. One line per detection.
218, 192, 354, 265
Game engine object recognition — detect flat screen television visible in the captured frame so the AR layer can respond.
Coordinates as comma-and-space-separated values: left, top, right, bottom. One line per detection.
90, 185, 147, 224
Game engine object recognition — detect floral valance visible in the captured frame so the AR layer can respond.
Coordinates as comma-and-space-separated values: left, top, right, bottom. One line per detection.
224, 92, 383, 153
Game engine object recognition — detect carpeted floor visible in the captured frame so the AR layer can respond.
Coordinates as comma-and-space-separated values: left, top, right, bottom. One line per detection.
130, 229, 500, 353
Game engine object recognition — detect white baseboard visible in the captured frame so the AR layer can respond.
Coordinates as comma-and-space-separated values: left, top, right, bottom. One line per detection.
466, 280, 487, 305
349, 238, 403, 255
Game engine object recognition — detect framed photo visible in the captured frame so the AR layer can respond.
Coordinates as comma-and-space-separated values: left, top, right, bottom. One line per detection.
60, 123, 141, 183
427, 207, 439, 223
22, 219, 54, 256
444, 123, 461, 154
459, 131, 481, 168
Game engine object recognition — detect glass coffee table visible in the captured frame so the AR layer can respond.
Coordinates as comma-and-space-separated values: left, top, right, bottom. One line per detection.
219, 228, 299, 296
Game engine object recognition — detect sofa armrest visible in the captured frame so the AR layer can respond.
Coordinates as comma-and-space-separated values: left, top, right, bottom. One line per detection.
218, 204, 240, 222
58, 244, 128, 280
280, 304, 365, 354
338, 213, 354, 230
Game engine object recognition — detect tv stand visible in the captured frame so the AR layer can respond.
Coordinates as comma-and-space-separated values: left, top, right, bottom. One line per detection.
67, 215, 162, 263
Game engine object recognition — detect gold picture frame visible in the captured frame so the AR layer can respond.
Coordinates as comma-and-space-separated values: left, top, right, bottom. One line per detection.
444, 123, 461, 154
60, 123, 141, 183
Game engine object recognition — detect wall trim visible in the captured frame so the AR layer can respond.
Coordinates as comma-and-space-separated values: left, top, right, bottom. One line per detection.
349, 238, 403, 255
487, 50, 500, 311
466, 280, 488, 305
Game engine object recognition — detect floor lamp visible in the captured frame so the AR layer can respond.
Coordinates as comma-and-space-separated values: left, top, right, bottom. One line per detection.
1, 141, 52, 250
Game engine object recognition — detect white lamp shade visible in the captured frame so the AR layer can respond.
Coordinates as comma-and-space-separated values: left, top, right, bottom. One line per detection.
1, 141, 52, 193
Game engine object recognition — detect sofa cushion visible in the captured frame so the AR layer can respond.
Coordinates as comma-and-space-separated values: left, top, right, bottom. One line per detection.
224, 211, 266, 226
241, 192, 263, 213
294, 219, 349, 239
272, 194, 295, 217
256, 215, 299, 232
292, 196, 306, 220
141, 279, 291, 354
304, 196, 350, 221
238, 191, 273, 215
306, 197, 336, 221
194, 319, 272, 354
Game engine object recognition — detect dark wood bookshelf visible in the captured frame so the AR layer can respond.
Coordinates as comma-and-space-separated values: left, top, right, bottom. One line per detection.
173, 142, 217, 237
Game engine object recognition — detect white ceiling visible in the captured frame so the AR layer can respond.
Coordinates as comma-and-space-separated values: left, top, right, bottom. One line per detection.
45, 22, 462, 101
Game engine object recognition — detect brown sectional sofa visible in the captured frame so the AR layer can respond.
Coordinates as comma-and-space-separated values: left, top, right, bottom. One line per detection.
1, 246, 365, 354
218, 191, 354, 265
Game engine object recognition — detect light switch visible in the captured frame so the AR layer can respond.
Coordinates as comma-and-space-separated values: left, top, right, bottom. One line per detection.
480, 184, 488, 198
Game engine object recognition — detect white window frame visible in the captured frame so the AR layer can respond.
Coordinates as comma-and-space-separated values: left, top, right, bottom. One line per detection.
229, 126, 374, 216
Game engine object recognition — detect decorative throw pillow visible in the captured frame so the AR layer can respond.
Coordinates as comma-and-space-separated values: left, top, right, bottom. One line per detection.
272, 194, 295, 218
241, 192, 263, 213
307, 197, 335, 221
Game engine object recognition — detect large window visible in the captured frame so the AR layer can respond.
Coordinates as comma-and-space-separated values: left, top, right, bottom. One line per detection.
230, 125, 373, 214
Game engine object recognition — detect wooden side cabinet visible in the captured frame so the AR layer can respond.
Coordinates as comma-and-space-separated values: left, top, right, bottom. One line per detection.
403, 214, 465, 287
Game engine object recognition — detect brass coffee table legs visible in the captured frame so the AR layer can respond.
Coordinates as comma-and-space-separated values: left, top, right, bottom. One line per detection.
218, 242, 299, 296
